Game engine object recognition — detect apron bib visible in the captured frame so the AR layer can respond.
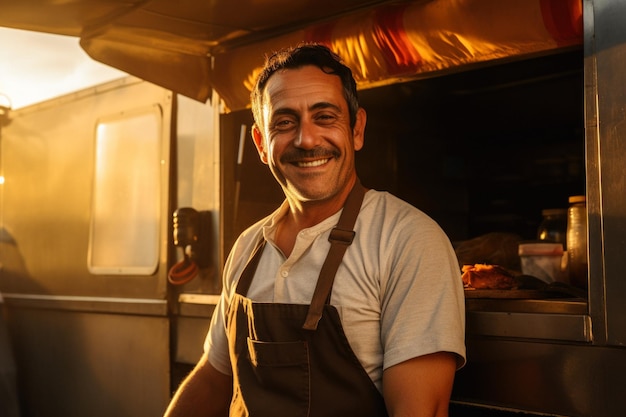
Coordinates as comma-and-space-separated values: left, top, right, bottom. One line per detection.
226, 180, 388, 417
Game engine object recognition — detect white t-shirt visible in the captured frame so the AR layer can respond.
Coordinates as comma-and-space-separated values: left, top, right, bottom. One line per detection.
205, 189, 466, 391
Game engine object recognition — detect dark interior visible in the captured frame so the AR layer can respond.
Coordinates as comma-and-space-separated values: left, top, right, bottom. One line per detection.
357, 48, 584, 242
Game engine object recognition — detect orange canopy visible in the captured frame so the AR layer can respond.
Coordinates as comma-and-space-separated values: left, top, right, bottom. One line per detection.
1, 0, 583, 111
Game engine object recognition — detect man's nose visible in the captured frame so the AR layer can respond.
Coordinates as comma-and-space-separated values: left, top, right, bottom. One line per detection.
294, 120, 320, 149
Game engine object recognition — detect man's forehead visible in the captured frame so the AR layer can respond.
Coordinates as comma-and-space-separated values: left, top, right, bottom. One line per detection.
262, 66, 344, 109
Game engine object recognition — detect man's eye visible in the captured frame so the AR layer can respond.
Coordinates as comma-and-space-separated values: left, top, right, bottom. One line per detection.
273, 119, 294, 130
316, 113, 336, 124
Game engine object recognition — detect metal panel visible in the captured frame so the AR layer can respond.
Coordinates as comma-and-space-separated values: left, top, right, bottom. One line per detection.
591, 0, 626, 347
2, 293, 168, 316
467, 311, 592, 342
453, 338, 626, 417
7, 306, 170, 417
174, 294, 218, 364
175, 316, 212, 364
0, 78, 176, 417
172, 95, 223, 292
0, 77, 173, 300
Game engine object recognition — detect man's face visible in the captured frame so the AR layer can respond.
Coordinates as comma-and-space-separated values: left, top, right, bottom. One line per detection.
253, 65, 366, 204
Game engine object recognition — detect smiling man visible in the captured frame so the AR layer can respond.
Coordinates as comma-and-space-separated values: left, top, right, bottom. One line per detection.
164, 44, 466, 417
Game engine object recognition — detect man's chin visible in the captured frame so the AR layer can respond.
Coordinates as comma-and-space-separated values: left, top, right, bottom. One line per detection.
286, 184, 334, 203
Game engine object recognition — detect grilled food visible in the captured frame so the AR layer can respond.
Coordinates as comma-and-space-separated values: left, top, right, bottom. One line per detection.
462, 263, 518, 290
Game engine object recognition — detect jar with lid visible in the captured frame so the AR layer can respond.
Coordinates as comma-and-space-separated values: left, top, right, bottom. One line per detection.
567, 195, 588, 289
537, 208, 567, 247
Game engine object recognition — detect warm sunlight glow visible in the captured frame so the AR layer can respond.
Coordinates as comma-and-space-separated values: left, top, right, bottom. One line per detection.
0, 27, 127, 109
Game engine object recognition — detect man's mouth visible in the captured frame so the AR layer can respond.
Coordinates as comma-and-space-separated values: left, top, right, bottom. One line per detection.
295, 158, 331, 168
282, 148, 339, 168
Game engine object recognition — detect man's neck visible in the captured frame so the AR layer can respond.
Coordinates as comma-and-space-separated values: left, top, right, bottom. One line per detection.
273, 202, 337, 258
276, 181, 355, 257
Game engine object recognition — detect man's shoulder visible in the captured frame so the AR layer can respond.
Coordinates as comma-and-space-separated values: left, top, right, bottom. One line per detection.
362, 189, 429, 220
359, 189, 447, 241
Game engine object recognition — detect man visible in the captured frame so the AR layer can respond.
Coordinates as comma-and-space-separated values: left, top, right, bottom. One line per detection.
164, 44, 465, 417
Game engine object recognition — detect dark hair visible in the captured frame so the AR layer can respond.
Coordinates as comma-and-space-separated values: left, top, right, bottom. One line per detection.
251, 43, 359, 129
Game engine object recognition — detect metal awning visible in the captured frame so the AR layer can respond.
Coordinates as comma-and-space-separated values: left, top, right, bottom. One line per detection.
1, 0, 583, 111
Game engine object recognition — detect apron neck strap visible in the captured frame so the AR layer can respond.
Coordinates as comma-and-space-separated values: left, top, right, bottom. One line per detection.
302, 178, 365, 331
235, 237, 266, 296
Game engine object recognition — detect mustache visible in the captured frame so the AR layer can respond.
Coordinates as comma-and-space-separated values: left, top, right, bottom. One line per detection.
280, 147, 340, 163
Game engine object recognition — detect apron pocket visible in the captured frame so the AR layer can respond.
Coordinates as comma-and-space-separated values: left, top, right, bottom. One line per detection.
245, 338, 310, 414
248, 338, 309, 367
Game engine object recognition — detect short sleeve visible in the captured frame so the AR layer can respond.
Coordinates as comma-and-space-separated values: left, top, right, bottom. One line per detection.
378, 203, 466, 370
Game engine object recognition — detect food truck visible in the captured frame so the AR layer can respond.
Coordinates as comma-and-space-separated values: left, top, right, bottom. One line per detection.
0, 0, 625, 416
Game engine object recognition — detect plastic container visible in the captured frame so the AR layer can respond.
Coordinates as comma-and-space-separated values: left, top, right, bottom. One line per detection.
567, 195, 588, 289
537, 208, 567, 247
518, 242, 566, 283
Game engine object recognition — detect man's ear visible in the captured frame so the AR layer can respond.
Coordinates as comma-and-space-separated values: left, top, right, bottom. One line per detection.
352, 108, 367, 151
251, 124, 268, 164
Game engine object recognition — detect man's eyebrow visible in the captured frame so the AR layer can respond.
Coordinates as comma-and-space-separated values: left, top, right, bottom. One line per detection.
272, 107, 298, 118
310, 101, 342, 112
270, 102, 341, 120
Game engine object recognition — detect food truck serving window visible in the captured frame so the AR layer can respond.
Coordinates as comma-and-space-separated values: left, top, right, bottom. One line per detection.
88, 106, 162, 275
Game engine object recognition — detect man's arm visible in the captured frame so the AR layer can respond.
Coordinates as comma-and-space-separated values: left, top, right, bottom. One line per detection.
382, 352, 457, 417
164, 353, 233, 417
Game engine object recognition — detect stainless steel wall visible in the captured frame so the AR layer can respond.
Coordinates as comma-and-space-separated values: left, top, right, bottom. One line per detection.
0, 78, 175, 417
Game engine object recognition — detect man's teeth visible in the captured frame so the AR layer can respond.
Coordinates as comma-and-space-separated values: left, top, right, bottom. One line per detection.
297, 158, 330, 167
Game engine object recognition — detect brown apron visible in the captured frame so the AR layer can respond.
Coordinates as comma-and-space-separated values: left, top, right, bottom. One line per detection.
226, 180, 389, 417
